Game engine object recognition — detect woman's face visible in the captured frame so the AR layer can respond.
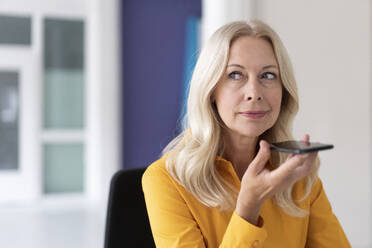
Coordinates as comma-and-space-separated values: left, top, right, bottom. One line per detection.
213, 36, 283, 139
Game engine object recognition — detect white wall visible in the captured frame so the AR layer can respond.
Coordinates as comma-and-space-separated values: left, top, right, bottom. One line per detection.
203, 0, 371, 247
258, 1, 371, 247
86, 0, 121, 204
201, 0, 258, 44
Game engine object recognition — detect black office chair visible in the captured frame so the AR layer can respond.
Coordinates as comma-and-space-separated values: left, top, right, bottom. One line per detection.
104, 168, 156, 248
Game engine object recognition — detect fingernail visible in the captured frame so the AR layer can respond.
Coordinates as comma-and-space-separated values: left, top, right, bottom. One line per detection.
259, 141, 265, 151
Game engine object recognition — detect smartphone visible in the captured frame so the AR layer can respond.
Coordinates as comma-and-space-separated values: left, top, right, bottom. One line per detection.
269, 140, 334, 154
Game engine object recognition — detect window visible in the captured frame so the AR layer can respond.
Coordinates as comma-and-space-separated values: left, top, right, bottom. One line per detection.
42, 18, 85, 194
0, 71, 19, 171
0, 0, 120, 205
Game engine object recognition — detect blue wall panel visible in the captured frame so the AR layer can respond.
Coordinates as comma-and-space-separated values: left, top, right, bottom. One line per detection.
121, 0, 201, 168
180, 16, 200, 122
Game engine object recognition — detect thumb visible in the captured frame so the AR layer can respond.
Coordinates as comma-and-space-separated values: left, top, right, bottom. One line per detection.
249, 140, 271, 175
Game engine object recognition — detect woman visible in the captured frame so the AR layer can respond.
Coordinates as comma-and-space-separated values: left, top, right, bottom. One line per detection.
142, 20, 350, 247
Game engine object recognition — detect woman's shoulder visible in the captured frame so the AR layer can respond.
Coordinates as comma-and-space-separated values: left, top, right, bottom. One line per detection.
142, 155, 175, 187
142, 155, 187, 202
145, 155, 167, 171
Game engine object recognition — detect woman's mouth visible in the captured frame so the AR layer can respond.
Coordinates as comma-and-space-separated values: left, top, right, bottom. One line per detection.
239, 111, 268, 119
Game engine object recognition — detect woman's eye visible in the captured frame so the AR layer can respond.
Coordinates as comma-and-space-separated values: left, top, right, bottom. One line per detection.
261, 72, 277, 80
228, 71, 243, 80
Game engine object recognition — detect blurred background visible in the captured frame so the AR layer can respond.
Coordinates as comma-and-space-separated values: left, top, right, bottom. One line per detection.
0, 0, 370, 247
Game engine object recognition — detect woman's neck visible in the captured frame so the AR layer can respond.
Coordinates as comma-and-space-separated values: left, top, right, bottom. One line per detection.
222, 132, 258, 180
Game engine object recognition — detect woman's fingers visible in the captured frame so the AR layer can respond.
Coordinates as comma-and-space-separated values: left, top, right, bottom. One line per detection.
239, 136, 318, 207
302, 134, 310, 142
241, 135, 318, 205
286, 153, 294, 161
270, 152, 316, 186
293, 152, 318, 176
270, 155, 305, 183
302, 134, 310, 144
248, 140, 271, 176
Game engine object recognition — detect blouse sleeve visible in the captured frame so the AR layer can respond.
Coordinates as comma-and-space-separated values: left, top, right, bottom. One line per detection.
306, 178, 351, 247
142, 165, 268, 248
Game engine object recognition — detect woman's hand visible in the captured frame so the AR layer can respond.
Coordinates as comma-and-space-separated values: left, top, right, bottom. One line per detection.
235, 134, 318, 225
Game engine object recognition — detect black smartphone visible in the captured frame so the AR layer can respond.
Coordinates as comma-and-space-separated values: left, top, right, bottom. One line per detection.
269, 140, 334, 154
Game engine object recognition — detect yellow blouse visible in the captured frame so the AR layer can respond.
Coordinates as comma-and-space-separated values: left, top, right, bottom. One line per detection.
142, 156, 351, 247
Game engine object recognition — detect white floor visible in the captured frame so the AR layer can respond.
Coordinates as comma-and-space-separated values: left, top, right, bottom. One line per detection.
0, 201, 106, 248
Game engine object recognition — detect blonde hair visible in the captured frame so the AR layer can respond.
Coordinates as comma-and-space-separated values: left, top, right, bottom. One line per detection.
163, 20, 319, 217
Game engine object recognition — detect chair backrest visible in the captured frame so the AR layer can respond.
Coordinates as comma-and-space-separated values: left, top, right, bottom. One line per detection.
104, 168, 156, 248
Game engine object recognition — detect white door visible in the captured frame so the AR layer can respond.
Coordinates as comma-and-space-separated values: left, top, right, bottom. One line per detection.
0, 45, 41, 203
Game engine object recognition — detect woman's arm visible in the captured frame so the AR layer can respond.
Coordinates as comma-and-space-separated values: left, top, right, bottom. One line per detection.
142, 164, 268, 248
306, 178, 351, 247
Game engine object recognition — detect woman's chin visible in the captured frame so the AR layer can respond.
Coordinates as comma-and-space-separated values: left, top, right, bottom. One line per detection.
232, 128, 266, 139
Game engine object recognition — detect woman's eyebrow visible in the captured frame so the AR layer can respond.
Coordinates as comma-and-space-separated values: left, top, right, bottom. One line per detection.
227, 64, 278, 69
227, 64, 245, 68
262, 65, 278, 70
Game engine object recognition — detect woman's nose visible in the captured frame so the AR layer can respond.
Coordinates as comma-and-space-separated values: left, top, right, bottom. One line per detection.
244, 78, 263, 101
247, 95, 263, 101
